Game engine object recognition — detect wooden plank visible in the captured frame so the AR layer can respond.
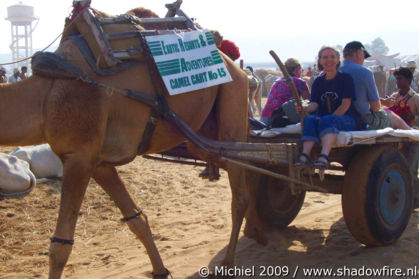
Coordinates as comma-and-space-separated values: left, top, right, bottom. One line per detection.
99, 16, 188, 25
76, 9, 118, 67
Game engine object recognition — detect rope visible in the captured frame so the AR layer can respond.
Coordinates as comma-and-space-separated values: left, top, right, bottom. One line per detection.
0, 32, 63, 66
0, 6, 83, 67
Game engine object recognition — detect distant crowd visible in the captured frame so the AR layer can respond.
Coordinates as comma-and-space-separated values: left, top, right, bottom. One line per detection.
0, 66, 29, 83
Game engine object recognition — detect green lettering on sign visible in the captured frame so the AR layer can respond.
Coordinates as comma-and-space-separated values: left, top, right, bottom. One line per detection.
191, 72, 208, 85
211, 50, 224, 64
170, 76, 191, 89
148, 41, 164, 56
156, 59, 181, 76
205, 31, 215, 45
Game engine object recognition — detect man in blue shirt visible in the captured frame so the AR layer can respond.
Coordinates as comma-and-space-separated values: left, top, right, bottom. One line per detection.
340, 41, 410, 130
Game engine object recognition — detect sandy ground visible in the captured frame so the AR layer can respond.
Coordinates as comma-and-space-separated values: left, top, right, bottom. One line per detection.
0, 142, 418, 279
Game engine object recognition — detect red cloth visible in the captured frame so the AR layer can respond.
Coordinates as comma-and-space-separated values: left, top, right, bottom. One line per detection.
218, 40, 240, 61
387, 97, 415, 125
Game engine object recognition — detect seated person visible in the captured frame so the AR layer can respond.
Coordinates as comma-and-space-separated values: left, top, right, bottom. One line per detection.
381, 67, 419, 126
340, 41, 411, 130
260, 58, 310, 127
295, 46, 360, 169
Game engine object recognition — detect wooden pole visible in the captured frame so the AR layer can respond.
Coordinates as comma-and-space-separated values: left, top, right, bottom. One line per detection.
269, 50, 305, 122
240, 59, 244, 69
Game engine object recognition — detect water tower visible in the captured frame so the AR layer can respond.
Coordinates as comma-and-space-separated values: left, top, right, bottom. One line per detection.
6, 2, 38, 69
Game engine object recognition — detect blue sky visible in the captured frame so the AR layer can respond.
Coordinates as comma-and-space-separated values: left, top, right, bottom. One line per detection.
1, 0, 418, 64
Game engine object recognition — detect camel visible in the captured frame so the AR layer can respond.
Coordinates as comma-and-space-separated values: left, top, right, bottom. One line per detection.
254, 69, 281, 97
0, 10, 252, 279
244, 67, 263, 117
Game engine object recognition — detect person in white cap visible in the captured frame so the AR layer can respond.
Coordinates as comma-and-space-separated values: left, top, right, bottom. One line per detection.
0, 67, 7, 83
406, 61, 418, 91
8, 68, 21, 83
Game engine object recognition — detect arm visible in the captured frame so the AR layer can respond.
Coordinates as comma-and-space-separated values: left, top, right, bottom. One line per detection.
300, 89, 310, 100
333, 98, 352, 116
370, 100, 381, 112
295, 78, 310, 100
380, 96, 396, 107
296, 101, 318, 114
366, 71, 381, 112
298, 77, 318, 113
412, 96, 419, 124
305, 102, 318, 113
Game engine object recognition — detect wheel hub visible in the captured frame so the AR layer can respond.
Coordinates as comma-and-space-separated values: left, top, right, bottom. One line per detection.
380, 171, 406, 225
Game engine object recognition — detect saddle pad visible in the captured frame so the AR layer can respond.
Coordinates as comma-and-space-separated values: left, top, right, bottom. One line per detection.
251, 124, 419, 146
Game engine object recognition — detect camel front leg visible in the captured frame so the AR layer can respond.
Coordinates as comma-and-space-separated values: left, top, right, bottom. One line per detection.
49, 159, 93, 279
92, 164, 168, 278
255, 83, 263, 114
248, 90, 256, 118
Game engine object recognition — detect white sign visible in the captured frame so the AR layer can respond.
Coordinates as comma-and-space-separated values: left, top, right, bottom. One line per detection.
146, 29, 232, 95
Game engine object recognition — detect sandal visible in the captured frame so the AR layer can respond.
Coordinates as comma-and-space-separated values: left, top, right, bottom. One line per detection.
314, 153, 330, 169
294, 153, 312, 168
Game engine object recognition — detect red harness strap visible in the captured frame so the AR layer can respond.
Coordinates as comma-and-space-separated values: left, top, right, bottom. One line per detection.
69, 1, 90, 21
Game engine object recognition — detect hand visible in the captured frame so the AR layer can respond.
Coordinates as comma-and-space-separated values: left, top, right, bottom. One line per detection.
382, 97, 396, 107
295, 103, 309, 113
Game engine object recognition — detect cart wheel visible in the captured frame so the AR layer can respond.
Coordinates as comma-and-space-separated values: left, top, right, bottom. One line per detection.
256, 174, 305, 229
342, 146, 413, 246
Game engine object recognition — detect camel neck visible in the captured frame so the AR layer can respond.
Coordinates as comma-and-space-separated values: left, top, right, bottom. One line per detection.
0, 77, 51, 146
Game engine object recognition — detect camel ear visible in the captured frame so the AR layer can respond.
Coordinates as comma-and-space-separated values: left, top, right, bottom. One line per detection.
74, 0, 91, 8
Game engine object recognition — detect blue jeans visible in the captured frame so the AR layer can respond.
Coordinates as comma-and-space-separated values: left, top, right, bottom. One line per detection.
301, 114, 356, 143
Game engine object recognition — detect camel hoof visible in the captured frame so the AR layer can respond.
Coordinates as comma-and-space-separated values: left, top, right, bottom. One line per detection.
151, 268, 171, 279
199, 166, 210, 179
199, 164, 220, 181
243, 223, 268, 246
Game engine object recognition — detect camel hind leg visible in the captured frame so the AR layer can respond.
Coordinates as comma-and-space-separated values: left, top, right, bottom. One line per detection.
92, 164, 168, 277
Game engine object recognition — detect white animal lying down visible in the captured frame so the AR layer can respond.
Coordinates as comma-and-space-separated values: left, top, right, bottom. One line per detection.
10, 144, 63, 179
0, 153, 36, 194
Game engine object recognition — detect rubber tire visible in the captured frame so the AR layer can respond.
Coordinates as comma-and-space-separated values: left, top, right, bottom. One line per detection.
342, 146, 413, 246
256, 174, 305, 229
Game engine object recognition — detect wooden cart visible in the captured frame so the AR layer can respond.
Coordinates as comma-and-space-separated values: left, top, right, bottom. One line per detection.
149, 130, 419, 247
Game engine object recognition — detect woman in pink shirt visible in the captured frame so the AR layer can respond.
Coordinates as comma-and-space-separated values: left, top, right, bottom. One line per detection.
260, 58, 310, 126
